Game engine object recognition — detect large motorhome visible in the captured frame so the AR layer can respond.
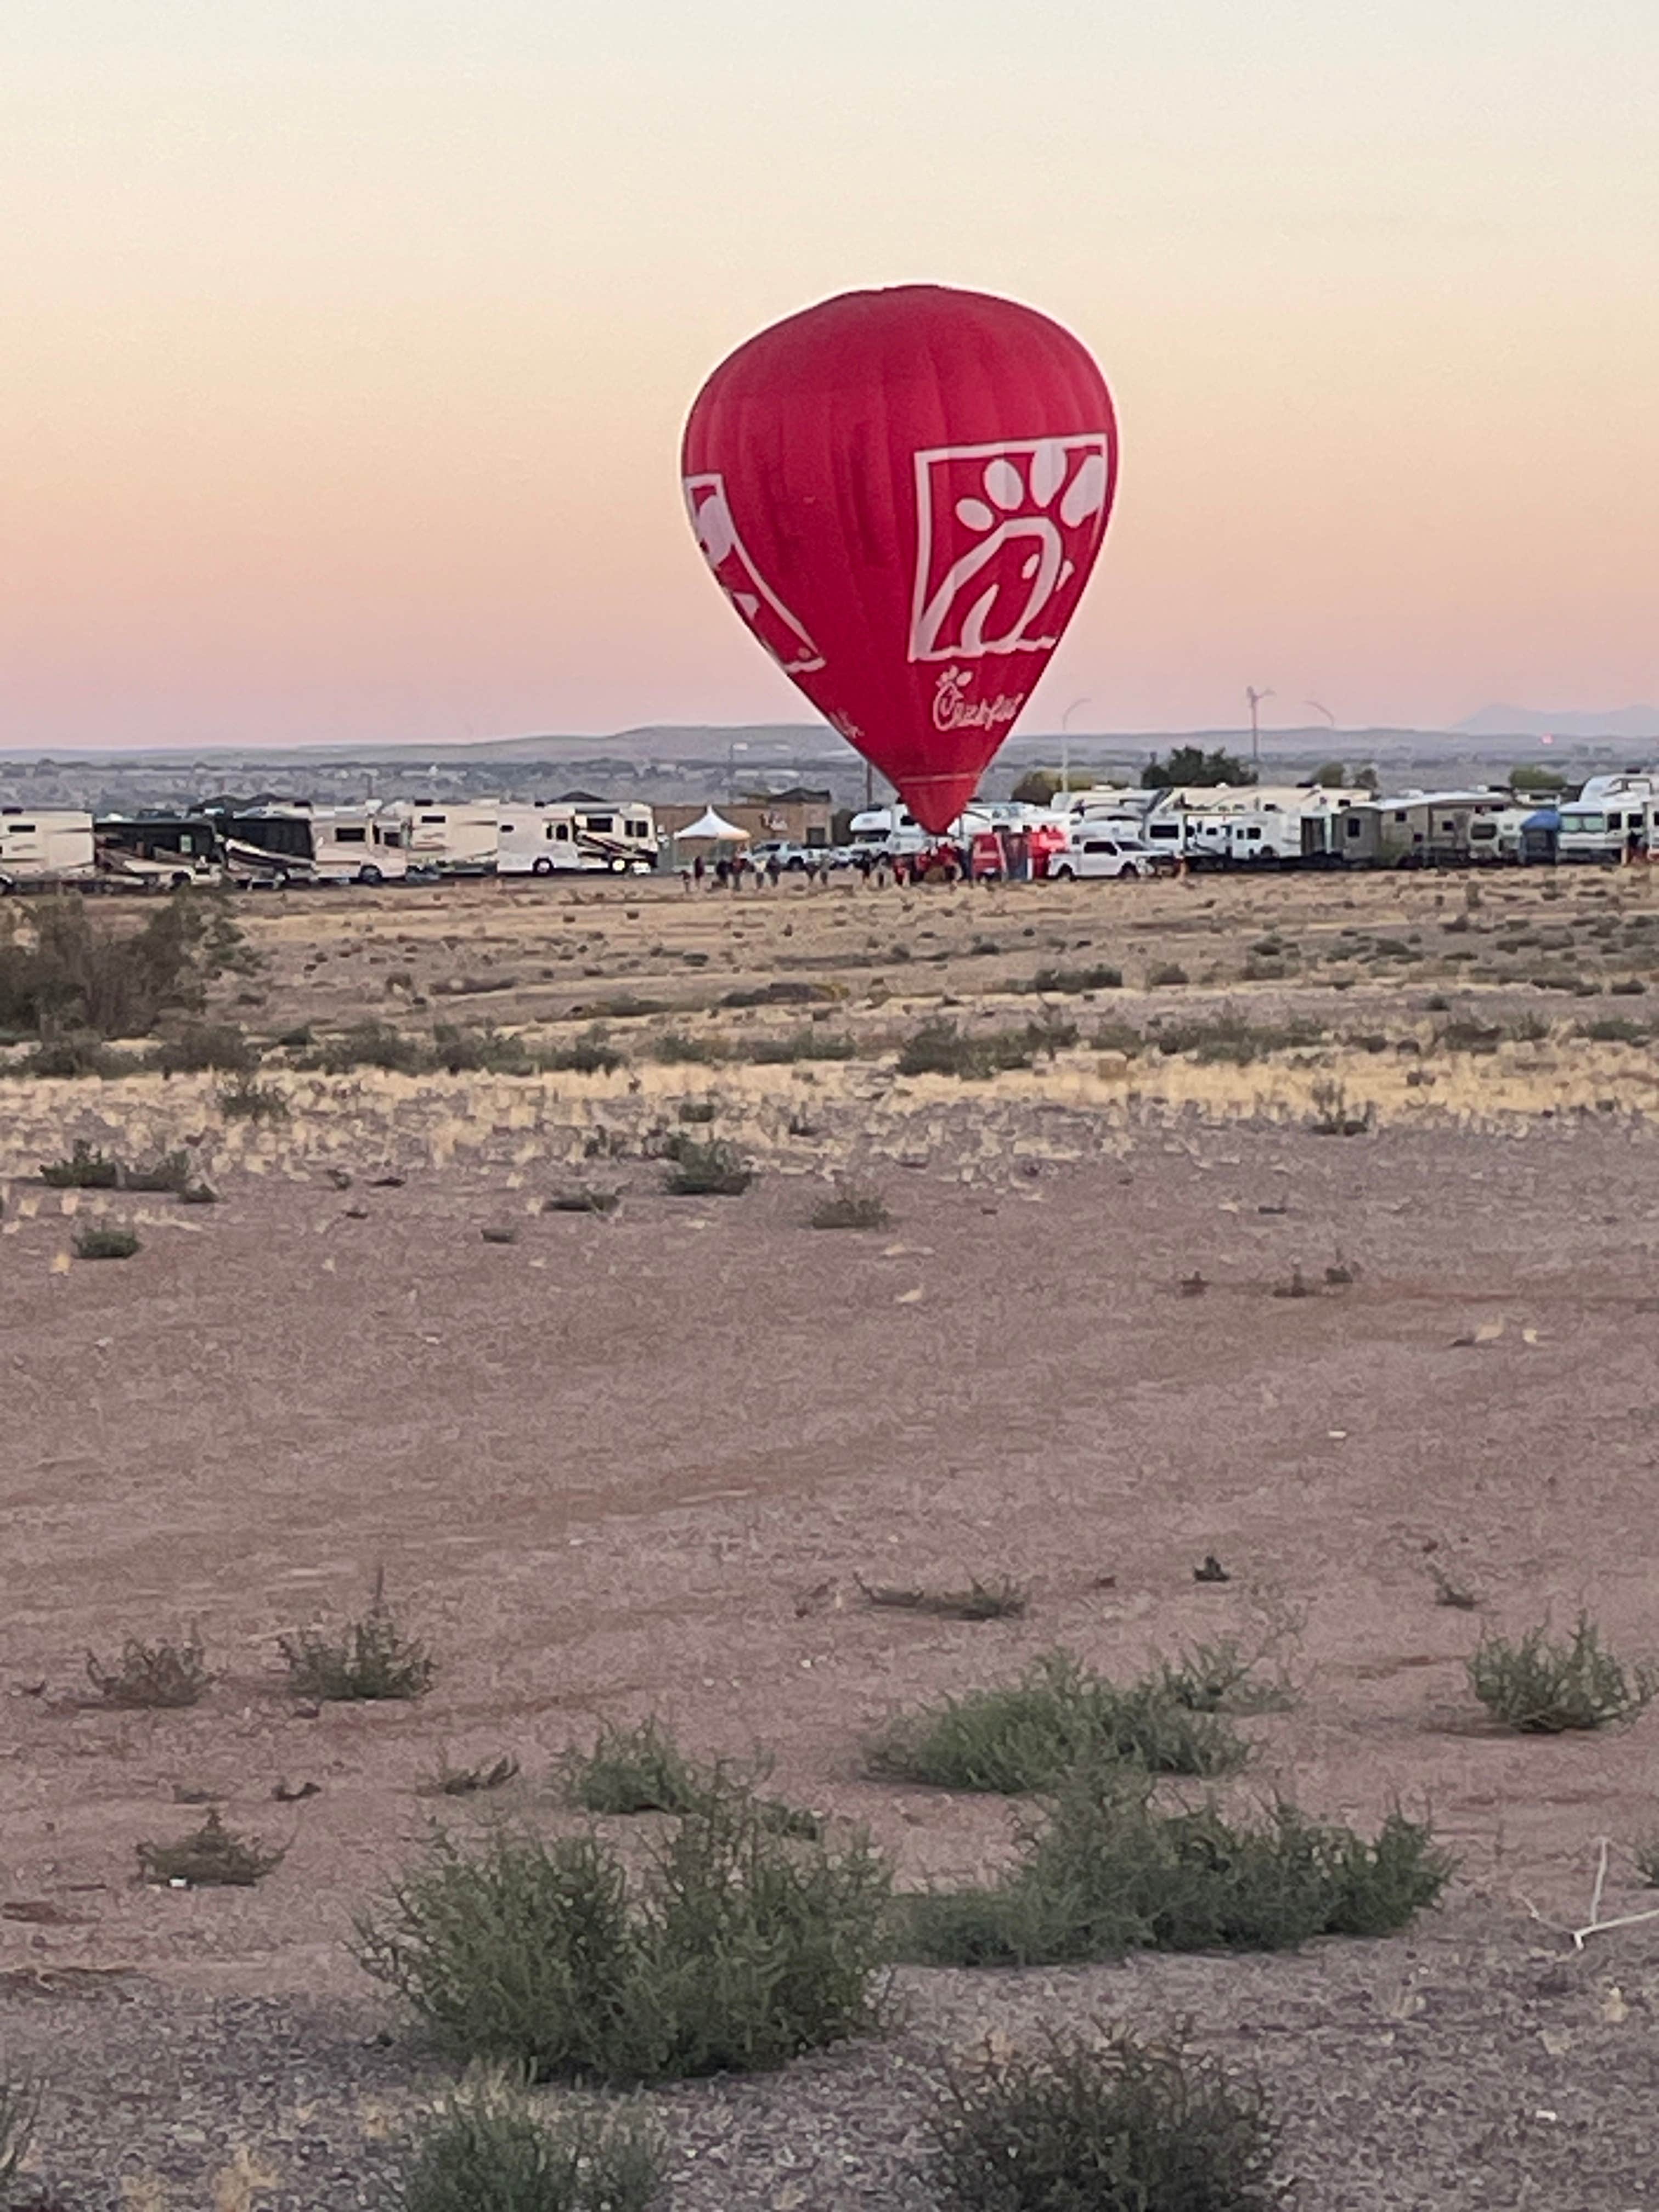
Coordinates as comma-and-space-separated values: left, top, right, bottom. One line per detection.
0, 809, 96, 888
94, 815, 224, 888
210, 803, 410, 885
1557, 776, 1658, 862
569, 802, 658, 871
395, 802, 503, 876
496, 804, 583, 874
1330, 792, 1510, 869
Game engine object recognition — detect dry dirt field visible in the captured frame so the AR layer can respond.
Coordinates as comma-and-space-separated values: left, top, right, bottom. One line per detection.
3, 866, 1659, 2208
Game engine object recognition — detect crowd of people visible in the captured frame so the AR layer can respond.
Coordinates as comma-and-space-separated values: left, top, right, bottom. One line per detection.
679, 847, 947, 891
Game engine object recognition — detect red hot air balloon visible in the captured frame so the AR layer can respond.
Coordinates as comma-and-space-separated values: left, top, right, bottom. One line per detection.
682, 285, 1117, 834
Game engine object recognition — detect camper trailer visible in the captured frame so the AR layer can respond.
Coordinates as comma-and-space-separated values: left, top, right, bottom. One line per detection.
569, 804, 658, 871
395, 803, 502, 876
94, 815, 224, 888
0, 809, 97, 889
212, 804, 409, 886
1331, 792, 1509, 869
497, 804, 584, 874
1557, 778, 1657, 863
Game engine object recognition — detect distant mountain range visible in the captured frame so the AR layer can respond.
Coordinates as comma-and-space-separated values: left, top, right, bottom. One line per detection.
1457, 705, 1659, 740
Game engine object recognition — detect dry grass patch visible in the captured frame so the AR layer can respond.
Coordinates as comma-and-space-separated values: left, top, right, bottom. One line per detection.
809, 1181, 890, 1231
855, 1574, 1028, 1622
1469, 1613, 1655, 1733
279, 1573, 435, 1702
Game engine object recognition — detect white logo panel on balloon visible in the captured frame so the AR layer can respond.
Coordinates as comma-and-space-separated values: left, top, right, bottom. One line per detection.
908, 435, 1111, 664
684, 473, 826, 675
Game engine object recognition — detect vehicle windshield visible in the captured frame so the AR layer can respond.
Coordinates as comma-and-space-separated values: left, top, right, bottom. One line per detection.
1564, 812, 1606, 833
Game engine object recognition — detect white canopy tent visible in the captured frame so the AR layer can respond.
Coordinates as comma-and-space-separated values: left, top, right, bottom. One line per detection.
675, 808, 751, 841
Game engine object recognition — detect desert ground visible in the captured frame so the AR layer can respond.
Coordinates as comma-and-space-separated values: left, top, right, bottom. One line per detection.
3, 864, 1658, 2208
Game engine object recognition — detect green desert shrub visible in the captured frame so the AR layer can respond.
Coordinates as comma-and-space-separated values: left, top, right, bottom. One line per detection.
73, 1226, 141, 1261
218, 1077, 289, 1121
662, 1138, 752, 1196
357, 1779, 891, 2083
152, 1020, 259, 1075
1028, 964, 1124, 995
931, 2024, 1280, 2212
0, 889, 245, 1042
279, 1575, 434, 1701
543, 1028, 626, 1075
809, 1181, 890, 1231
399, 2075, 661, 2212
314, 1021, 430, 1074
897, 1020, 1070, 1081
137, 1809, 284, 1887
562, 1718, 705, 1817
1468, 1613, 1656, 1733
0, 2067, 41, 2193
742, 1029, 857, 1064
86, 1632, 211, 1708
432, 1024, 534, 1076
40, 1140, 119, 1188
865, 1652, 1247, 1794
902, 1768, 1452, 1968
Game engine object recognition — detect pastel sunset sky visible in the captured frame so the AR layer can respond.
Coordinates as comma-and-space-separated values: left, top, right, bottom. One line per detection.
4, 0, 1656, 748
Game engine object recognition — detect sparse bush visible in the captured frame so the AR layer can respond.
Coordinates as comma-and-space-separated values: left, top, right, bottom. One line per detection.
432, 1025, 533, 1076
1429, 1563, 1477, 1611
0, 2067, 41, 2192
537, 1028, 624, 1075
19, 1032, 131, 1077
1028, 964, 1124, 995
1609, 977, 1647, 997
422, 1754, 522, 1798
931, 2024, 1280, 2212
809, 1181, 890, 1231
562, 1718, 704, 1817
676, 1098, 717, 1124
663, 1139, 752, 1196
1147, 964, 1189, 988
40, 1141, 119, 1188
865, 1651, 1248, 1795
650, 1030, 729, 1066
218, 1077, 289, 1121
399, 2075, 661, 2212
179, 1181, 219, 1204
901, 1768, 1451, 1967
121, 1149, 191, 1194
152, 1021, 259, 1076
1579, 1015, 1647, 1044
0, 890, 245, 1042
857, 1576, 1027, 1622
314, 1021, 430, 1074
898, 1019, 1069, 1081
479, 1225, 520, 1245
137, 1809, 284, 1887
743, 1030, 857, 1064
357, 1779, 891, 2083
86, 1632, 211, 1708
1468, 1613, 1656, 1733
280, 1574, 434, 1702
544, 1189, 620, 1216
1154, 1015, 1323, 1064
1308, 1077, 1373, 1136
1158, 1637, 1292, 1715
73, 1226, 140, 1261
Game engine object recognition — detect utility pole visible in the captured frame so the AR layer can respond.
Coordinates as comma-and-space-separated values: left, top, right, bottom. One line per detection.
1060, 698, 1091, 794
1245, 686, 1274, 769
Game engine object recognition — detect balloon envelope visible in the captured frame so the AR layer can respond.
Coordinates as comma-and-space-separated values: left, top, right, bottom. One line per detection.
682, 285, 1118, 833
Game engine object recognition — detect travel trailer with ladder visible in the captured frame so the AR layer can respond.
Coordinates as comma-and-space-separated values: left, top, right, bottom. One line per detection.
394, 802, 503, 876
0, 809, 97, 889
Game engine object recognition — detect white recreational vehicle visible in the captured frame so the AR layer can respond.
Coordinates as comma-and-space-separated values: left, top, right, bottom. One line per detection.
215, 804, 410, 886
395, 802, 503, 876
0, 809, 97, 889
1557, 776, 1658, 863
93, 815, 224, 888
498, 802, 658, 875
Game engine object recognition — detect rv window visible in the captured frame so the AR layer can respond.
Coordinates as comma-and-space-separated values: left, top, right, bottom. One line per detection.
4, 824, 34, 834
1393, 811, 1407, 823
586, 814, 614, 832
334, 826, 367, 844
555, 823, 570, 839
1346, 816, 1362, 836
499, 822, 515, 834
627, 820, 648, 838
421, 814, 445, 825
